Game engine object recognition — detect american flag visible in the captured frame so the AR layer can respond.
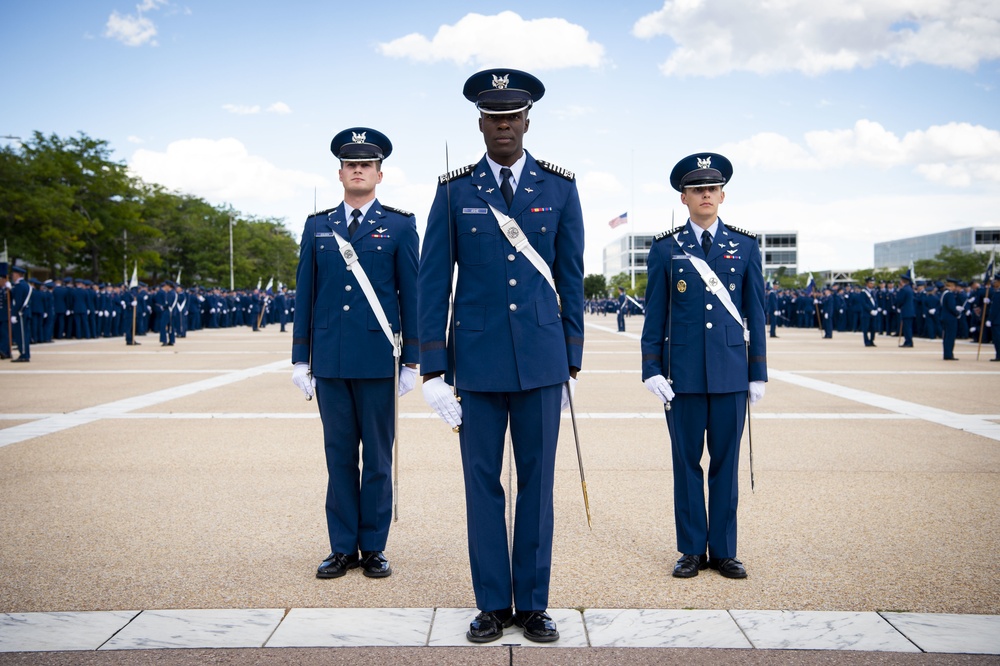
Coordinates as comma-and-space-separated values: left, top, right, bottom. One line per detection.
608, 212, 627, 229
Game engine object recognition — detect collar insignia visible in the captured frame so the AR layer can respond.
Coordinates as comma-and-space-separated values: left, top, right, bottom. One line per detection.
376, 227, 387, 234
524, 187, 533, 193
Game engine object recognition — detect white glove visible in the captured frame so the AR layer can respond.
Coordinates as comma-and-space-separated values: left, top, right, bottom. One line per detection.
987, 321, 992, 328
10, 315, 16, 324
398, 366, 417, 397
956, 306, 963, 313
982, 297, 989, 304
66, 310, 71, 316
422, 376, 462, 427
929, 308, 936, 315
643, 374, 674, 404
131, 300, 137, 306
291, 362, 315, 399
774, 311, 780, 316
870, 310, 878, 316
749, 381, 766, 405
824, 313, 829, 319
560, 377, 577, 411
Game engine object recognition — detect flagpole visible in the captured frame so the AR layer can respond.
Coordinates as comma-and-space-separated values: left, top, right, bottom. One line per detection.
630, 149, 635, 292
229, 216, 235, 291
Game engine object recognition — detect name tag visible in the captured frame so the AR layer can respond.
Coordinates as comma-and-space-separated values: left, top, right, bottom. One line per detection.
462, 207, 488, 214
315, 232, 335, 237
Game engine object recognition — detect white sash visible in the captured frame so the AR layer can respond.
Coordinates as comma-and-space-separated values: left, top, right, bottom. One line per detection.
681, 250, 749, 342
488, 204, 560, 310
330, 231, 400, 358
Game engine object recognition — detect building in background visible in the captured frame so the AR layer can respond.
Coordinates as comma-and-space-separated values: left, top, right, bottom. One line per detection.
874, 227, 1000, 269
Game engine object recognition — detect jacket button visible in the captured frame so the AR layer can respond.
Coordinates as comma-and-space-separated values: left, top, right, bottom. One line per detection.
509, 303, 517, 311
345, 285, 352, 291
319, 245, 325, 250
508, 254, 516, 261
540, 226, 547, 233
509, 279, 517, 287
471, 227, 477, 233
706, 304, 713, 310
343, 305, 350, 311
706, 322, 713, 329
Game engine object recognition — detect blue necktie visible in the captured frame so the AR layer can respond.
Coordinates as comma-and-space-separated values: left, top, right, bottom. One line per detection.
500, 167, 514, 208
348, 209, 361, 236
702, 230, 713, 256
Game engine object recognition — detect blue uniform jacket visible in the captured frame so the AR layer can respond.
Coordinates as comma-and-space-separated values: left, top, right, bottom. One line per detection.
895, 284, 915, 317
292, 199, 419, 379
641, 220, 767, 394
418, 152, 585, 392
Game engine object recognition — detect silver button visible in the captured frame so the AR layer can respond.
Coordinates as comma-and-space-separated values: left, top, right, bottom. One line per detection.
509, 303, 517, 311
471, 227, 477, 233
508, 254, 515, 261
343, 305, 350, 311
706, 304, 713, 310
679, 268, 684, 273
540, 226, 547, 233
345, 285, 352, 291
731, 267, 735, 272
319, 245, 325, 250
377, 245, 382, 251
706, 322, 713, 329
509, 279, 517, 287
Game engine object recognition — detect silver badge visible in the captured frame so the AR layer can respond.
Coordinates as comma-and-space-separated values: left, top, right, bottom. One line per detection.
343, 249, 355, 259
729, 283, 736, 291
697, 156, 712, 169
351, 131, 366, 144
507, 227, 520, 240
492, 74, 509, 89
708, 277, 719, 288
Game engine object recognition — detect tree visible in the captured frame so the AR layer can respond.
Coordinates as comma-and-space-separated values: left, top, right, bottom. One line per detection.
583, 273, 607, 300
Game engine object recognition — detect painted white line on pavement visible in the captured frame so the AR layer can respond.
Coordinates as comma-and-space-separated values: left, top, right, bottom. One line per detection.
0, 360, 289, 449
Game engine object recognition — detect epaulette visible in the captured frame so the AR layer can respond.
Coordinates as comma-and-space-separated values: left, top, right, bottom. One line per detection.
726, 225, 757, 239
313, 206, 338, 217
382, 204, 414, 217
654, 226, 684, 241
536, 160, 575, 181
438, 164, 475, 185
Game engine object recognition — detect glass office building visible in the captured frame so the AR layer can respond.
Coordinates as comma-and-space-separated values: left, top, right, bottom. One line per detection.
874, 227, 1000, 269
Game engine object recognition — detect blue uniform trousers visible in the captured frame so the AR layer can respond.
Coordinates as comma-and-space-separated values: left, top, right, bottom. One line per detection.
457, 384, 561, 613
942, 316, 957, 359
666, 392, 747, 559
315, 376, 394, 554
13, 315, 31, 359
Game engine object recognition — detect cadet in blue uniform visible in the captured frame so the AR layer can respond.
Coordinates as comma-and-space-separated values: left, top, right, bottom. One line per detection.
291, 127, 419, 581
0, 262, 10, 359
861, 276, 878, 347
418, 69, 584, 644
987, 274, 1000, 361
896, 272, 915, 347
641, 153, 767, 580
940, 277, 961, 360
617, 286, 627, 331
9, 265, 32, 362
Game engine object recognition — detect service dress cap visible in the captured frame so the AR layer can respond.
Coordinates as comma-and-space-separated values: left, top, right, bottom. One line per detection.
330, 127, 392, 162
670, 152, 733, 192
463, 68, 545, 115
10, 264, 26, 275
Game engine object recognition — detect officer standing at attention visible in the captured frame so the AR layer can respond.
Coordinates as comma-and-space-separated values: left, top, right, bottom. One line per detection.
291, 127, 419, 581
617, 286, 627, 331
418, 69, 584, 644
861, 276, 878, 347
896, 272, 916, 347
640, 153, 767, 580
940, 277, 962, 360
9, 265, 32, 362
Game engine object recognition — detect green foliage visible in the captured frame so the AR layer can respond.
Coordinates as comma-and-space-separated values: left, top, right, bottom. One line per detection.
583, 273, 607, 300
605, 271, 647, 298
0, 131, 300, 287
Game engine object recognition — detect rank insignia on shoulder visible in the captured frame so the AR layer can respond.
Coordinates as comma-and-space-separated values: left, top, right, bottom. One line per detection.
726, 225, 757, 238
537, 160, 575, 181
382, 204, 414, 217
439, 164, 476, 184
314, 206, 339, 218
654, 226, 684, 241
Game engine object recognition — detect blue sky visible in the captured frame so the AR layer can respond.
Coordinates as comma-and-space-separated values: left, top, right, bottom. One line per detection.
3, 1, 999, 275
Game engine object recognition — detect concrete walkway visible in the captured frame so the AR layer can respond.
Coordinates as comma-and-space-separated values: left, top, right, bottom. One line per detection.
1, 318, 998, 664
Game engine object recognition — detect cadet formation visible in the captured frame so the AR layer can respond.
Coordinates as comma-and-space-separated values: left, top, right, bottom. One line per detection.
7, 68, 1000, 645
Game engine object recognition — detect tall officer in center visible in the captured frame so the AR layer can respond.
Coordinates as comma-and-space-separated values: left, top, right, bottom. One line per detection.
291, 128, 419, 581
418, 69, 585, 644
641, 153, 767, 580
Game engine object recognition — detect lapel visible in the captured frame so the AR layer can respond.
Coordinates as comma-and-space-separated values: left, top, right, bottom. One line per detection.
473, 152, 543, 218
323, 204, 347, 237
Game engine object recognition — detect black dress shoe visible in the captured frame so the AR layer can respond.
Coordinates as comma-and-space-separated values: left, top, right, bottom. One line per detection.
709, 557, 747, 579
316, 552, 359, 579
515, 610, 559, 643
944, 357, 958, 361
359, 551, 391, 578
672, 553, 707, 578
11, 356, 29, 363
466, 608, 513, 643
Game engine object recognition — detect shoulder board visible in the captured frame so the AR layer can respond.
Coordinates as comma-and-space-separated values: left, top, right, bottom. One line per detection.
438, 164, 475, 185
312, 206, 338, 217
654, 226, 684, 241
725, 225, 757, 239
382, 204, 414, 217
536, 160, 575, 181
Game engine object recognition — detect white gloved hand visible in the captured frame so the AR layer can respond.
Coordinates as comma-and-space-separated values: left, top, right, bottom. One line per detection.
870, 310, 878, 316
984, 297, 990, 304
561, 377, 578, 411
956, 306, 963, 313
291, 362, 315, 399
823, 313, 829, 319
644, 374, 674, 404
774, 311, 780, 316
422, 376, 462, 427
929, 308, 936, 315
66, 310, 71, 316
987, 321, 992, 328
10, 316, 16, 324
749, 381, 766, 405
398, 366, 418, 397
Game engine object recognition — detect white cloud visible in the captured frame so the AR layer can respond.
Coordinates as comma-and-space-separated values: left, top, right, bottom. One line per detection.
633, 0, 1000, 76
129, 138, 328, 206
222, 104, 261, 115
721, 120, 1000, 185
105, 11, 157, 47
378, 11, 606, 70
266, 102, 292, 115
127, 135, 144, 144
578, 170, 626, 196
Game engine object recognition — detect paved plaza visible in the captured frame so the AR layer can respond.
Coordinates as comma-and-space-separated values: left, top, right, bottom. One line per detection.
0, 315, 998, 664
